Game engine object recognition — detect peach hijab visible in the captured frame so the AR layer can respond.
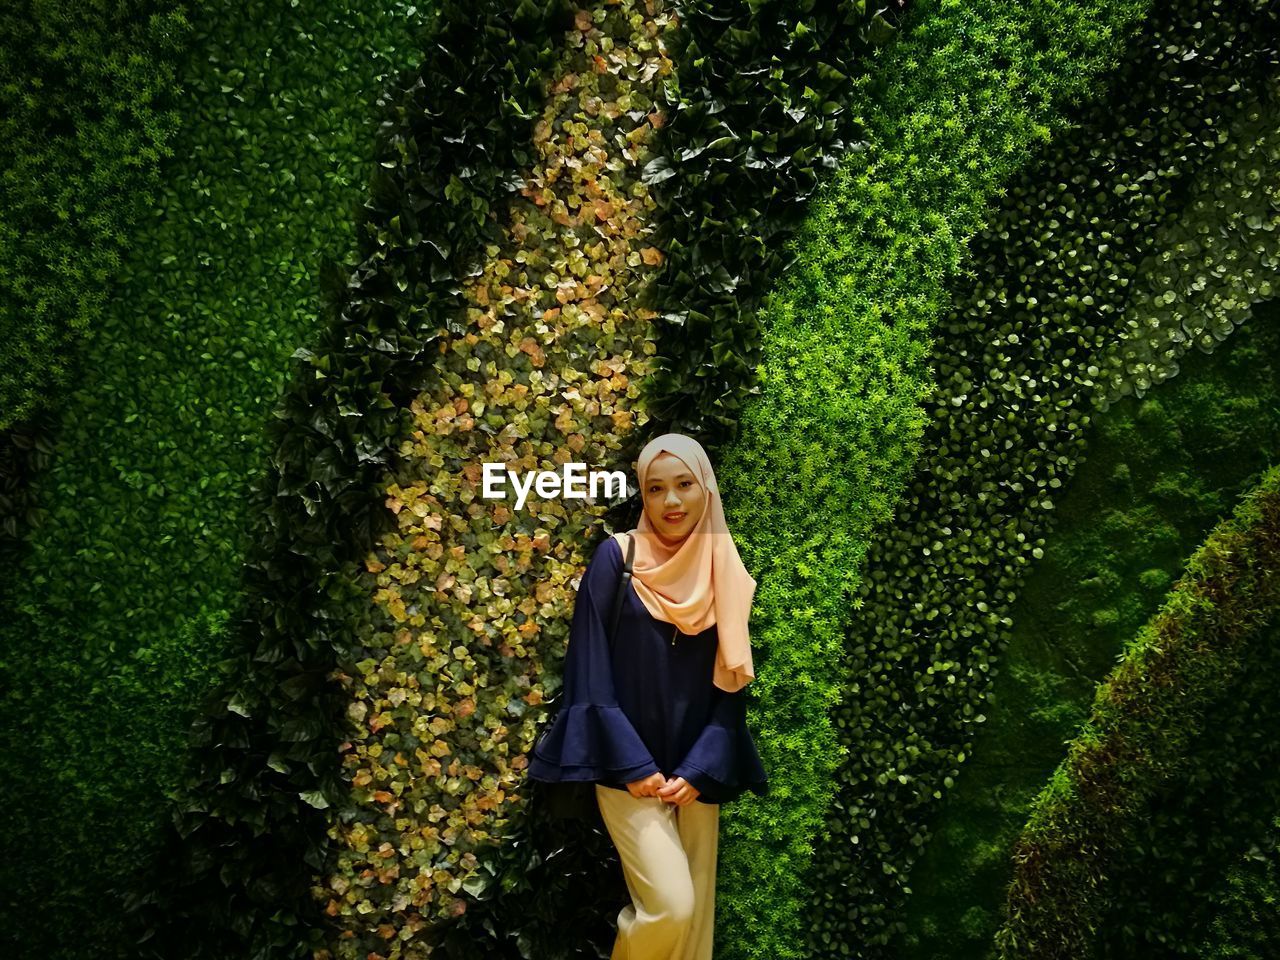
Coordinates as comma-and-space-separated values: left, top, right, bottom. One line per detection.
610, 433, 758, 693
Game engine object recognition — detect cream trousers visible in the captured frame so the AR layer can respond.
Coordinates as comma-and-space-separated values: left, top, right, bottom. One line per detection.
594, 783, 721, 960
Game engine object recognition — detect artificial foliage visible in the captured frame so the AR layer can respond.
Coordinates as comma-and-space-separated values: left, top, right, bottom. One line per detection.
805, 0, 1280, 953
997, 462, 1280, 959
690, 0, 1156, 953
0, 406, 56, 542
120, 1, 572, 957
634, 0, 907, 438
312, 1, 680, 954
1083, 608, 1280, 958
1090, 80, 1280, 411
899, 307, 1280, 960
0, 2, 435, 957
304, 1, 913, 954
897, 14, 1280, 939
2, 0, 1279, 959
1194, 811, 1280, 959
129, 0, 915, 956
102, 0, 903, 952
0, 0, 191, 431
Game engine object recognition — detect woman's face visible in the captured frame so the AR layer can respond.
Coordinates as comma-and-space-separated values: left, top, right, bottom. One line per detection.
641, 451, 706, 544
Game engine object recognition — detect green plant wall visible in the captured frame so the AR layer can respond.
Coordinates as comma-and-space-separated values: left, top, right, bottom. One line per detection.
998, 462, 1280, 958
0, 1, 436, 956
880, 1, 1280, 952
806, 1, 1280, 954
312, 2, 683, 951
3, 1, 1280, 960
900, 305, 1280, 960
1195, 811, 1280, 959
126, 1, 912, 958
0, 0, 190, 431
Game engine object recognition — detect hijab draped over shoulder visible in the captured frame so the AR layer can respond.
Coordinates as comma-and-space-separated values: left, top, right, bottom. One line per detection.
610, 433, 757, 693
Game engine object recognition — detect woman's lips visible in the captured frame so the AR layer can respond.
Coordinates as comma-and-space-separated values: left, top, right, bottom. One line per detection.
664, 512, 686, 522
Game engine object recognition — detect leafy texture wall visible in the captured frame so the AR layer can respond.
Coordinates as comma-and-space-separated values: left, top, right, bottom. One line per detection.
2, 2, 1278, 959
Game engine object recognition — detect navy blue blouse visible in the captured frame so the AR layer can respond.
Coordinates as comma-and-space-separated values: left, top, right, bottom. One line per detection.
528, 536, 769, 805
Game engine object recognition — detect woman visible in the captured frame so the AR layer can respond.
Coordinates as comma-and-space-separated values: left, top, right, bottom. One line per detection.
528, 432, 769, 960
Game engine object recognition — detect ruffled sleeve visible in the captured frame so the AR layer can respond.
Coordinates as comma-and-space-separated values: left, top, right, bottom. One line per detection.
671, 685, 770, 804
527, 538, 661, 785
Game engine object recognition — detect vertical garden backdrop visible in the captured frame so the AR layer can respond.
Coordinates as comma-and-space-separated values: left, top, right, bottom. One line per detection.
1, 0, 1277, 959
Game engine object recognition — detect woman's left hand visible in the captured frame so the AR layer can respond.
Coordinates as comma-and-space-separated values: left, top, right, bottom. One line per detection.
656, 776, 700, 806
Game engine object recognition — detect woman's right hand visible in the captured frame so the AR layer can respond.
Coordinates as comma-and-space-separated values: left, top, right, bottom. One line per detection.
626, 771, 668, 798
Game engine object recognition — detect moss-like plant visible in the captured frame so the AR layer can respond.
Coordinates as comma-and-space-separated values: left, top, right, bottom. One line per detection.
899, 306, 1280, 960
805, 1, 1279, 953
997, 462, 1280, 959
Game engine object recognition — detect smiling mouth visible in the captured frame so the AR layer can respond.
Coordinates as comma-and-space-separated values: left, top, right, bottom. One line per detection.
664, 513, 686, 522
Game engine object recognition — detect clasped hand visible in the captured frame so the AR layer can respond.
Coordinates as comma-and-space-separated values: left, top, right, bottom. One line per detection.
626, 771, 700, 806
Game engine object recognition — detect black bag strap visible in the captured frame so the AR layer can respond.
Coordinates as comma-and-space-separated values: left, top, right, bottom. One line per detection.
608, 533, 636, 650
